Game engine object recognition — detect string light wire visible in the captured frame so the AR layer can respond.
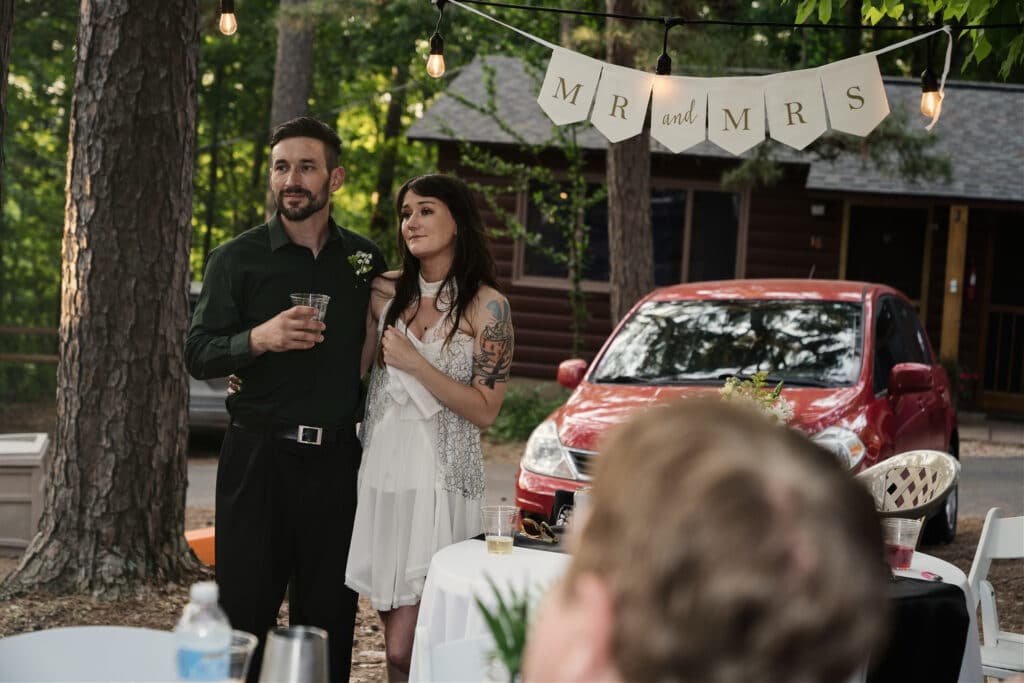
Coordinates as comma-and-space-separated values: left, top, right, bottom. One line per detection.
450, 0, 1022, 32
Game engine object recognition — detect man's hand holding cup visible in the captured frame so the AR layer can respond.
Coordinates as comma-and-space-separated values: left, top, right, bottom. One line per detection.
250, 293, 330, 356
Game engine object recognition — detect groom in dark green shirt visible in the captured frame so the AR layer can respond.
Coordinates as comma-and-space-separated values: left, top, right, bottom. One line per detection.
186, 116, 384, 683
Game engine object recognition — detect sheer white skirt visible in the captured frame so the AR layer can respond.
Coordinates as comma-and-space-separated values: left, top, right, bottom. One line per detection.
345, 401, 482, 611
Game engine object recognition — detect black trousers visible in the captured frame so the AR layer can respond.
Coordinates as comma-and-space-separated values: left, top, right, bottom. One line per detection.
215, 421, 361, 683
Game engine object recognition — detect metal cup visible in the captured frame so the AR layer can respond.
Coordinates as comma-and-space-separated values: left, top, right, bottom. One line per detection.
257, 626, 329, 683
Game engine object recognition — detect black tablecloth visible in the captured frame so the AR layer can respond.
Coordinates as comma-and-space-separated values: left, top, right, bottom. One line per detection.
867, 576, 970, 683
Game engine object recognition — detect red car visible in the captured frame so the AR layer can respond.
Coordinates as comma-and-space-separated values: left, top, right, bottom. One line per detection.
515, 279, 960, 543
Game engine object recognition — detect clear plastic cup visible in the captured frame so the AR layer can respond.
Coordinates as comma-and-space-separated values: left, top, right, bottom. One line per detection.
289, 293, 330, 322
882, 517, 922, 570
481, 505, 519, 555
228, 630, 258, 683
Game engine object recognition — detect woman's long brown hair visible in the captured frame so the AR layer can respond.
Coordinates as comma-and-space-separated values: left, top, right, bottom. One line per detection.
377, 174, 499, 367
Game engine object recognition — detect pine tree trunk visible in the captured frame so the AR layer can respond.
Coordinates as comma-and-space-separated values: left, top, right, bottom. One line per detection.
605, 0, 653, 323
266, 0, 314, 217
0, 0, 13, 318
1, 0, 200, 599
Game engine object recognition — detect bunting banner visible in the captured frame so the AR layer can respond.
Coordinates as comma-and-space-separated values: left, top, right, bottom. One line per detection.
651, 76, 709, 153
446, 0, 953, 156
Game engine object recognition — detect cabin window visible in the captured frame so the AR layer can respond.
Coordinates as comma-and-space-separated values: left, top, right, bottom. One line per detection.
518, 184, 740, 288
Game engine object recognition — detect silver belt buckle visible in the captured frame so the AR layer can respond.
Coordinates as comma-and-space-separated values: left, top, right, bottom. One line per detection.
297, 425, 323, 446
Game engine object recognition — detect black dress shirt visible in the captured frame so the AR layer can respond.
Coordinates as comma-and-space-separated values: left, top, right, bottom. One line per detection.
185, 213, 385, 427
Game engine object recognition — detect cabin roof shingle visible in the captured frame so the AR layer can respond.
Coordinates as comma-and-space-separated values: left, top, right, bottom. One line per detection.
407, 54, 1024, 203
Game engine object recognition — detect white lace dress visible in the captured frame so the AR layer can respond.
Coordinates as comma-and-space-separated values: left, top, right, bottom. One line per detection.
345, 289, 485, 611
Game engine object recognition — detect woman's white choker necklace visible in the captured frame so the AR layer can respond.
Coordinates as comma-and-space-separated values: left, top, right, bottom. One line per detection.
418, 274, 445, 298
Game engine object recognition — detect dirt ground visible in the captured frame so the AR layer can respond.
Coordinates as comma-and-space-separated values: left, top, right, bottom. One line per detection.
0, 400, 1021, 681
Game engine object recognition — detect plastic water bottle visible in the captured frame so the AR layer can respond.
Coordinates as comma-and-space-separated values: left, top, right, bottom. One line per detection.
175, 581, 231, 681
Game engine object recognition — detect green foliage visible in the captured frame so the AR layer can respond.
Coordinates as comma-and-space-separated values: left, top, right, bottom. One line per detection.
474, 577, 530, 683
0, 0, 76, 397
489, 385, 569, 443
790, 0, 1023, 80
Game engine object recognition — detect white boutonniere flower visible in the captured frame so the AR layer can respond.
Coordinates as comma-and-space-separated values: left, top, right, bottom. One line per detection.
348, 251, 374, 281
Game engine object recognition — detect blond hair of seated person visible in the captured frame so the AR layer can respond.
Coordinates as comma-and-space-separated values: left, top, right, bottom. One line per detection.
524, 398, 890, 683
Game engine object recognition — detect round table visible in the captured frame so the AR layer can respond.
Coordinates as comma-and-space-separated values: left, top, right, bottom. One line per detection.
409, 542, 982, 683
0, 626, 176, 682
409, 538, 569, 682
889, 551, 983, 683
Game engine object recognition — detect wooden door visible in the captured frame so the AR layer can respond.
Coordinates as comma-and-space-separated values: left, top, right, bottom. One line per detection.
979, 224, 1024, 414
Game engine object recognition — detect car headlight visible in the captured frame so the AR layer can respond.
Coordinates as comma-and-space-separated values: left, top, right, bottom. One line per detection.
811, 427, 867, 470
521, 420, 576, 479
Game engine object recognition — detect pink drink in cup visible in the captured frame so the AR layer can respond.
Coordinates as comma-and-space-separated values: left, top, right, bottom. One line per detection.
881, 518, 922, 571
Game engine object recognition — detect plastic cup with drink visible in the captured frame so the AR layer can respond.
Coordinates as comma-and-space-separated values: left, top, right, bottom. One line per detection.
289, 293, 330, 322
481, 505, 519, 555
882, 517, 922, 571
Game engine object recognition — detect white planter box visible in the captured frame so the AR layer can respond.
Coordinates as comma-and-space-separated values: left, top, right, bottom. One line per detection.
0, 433, 49, 556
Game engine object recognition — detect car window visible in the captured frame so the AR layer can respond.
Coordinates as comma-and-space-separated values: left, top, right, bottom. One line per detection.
874, 296, 928, 392
591, 299, 863, 386
895, 300, 932, 364
873, 298, 897, 393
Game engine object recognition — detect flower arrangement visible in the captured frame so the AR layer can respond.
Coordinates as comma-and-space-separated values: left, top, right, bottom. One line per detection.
348, 250, 374, 280
720, 371, 795, 424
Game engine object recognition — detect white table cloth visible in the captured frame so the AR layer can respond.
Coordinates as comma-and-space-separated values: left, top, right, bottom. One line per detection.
893, 551, 983, 683
409, 543, 982, 683
409, 538, 569, 682
0, 626, 176, 682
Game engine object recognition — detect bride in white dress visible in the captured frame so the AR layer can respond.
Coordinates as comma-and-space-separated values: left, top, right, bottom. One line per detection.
344, 174, 514, 681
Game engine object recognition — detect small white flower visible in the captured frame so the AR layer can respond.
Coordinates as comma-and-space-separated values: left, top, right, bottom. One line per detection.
348, 251, 374, 279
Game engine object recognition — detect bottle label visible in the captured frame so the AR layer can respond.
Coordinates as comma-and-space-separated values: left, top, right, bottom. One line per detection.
177, 647, 229, 681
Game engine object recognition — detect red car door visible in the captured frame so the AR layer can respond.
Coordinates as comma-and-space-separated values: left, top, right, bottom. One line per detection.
873, 297, 934, 453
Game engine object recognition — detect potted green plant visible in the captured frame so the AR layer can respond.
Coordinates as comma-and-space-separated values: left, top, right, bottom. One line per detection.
475, 577, 529, 683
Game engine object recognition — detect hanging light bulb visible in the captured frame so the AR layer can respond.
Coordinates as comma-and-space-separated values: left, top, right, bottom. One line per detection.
427, 32, 446, 78
920, 68, 942, 119
426, 0, 447, 78
219, 0, 238, 36
655, 19, 679, 76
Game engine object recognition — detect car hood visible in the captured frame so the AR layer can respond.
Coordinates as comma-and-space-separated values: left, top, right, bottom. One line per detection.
555, 382, 864, 451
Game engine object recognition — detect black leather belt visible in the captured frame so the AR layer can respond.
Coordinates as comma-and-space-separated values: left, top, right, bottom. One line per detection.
231, 419, 348, 446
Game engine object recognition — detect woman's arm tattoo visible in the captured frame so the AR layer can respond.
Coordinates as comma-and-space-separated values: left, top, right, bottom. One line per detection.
473, 298, 513, 389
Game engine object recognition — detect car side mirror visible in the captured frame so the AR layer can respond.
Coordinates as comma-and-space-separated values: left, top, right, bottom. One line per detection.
888, 362, 934, 396
556, 359, 588, 389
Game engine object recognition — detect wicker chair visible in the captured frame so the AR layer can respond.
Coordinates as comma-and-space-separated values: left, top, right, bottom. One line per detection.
854, 449, 960, 522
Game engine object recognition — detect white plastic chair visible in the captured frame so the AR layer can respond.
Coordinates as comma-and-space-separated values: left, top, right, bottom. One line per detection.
0, 626, 176, 682
966, 507, 1024, 679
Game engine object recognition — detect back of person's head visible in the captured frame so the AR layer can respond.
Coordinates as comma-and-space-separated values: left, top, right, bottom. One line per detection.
560, 398, 889, 683
269, 116, 342, 169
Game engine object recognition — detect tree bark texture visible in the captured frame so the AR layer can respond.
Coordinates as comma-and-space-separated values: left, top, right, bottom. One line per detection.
266, 0, 314, 218
605, 0, 653, 323
2, 0, 200, 598
0, 0, 14, 316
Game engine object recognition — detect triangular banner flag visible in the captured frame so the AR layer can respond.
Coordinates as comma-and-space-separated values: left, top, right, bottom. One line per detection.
590, 64, 656, 143
537, 47, 603, 125
820, 55, 890, 136
764, 68, 827, 151
651, 75, 709, 153
707, 77, 766, 156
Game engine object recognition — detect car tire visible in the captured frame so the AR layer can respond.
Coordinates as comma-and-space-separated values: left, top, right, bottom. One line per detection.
923, 437, 959, 545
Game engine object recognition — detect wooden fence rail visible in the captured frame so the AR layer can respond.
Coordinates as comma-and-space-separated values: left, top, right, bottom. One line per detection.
0, 327, 59, 364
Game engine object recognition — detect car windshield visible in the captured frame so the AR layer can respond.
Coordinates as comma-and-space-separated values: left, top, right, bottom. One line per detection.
591, 299, 863, 386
